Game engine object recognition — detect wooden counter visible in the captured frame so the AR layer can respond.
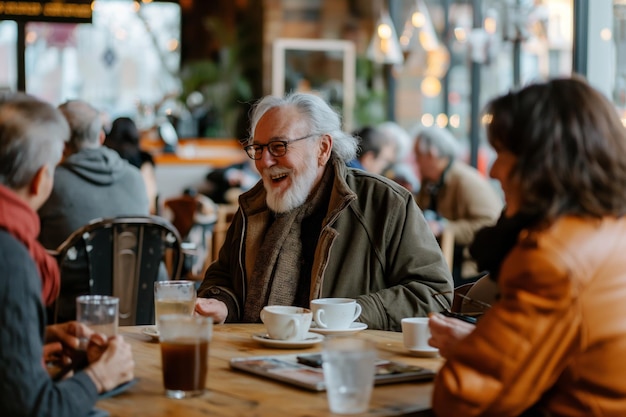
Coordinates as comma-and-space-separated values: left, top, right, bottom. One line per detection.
141, 138, 249, 201
97, 324, 440, 417
142, 138, 247, 167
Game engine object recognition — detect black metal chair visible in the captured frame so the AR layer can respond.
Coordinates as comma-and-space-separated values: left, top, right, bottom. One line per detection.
48, 216, 183, 326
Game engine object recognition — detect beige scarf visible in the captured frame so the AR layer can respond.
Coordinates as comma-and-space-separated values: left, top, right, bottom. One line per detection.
242, 165, 333, 322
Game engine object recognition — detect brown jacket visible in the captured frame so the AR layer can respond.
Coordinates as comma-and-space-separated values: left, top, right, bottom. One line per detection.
416, 161, 502, 278
432, 216, 626, 416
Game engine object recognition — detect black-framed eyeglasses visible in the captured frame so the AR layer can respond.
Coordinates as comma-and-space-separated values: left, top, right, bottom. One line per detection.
243, 133, 316, 160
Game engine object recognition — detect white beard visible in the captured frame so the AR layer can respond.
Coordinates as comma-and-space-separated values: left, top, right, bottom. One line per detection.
263, 153, 319, 213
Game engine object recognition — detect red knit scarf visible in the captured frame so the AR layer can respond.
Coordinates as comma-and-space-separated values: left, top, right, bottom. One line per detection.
0, 184, 60, 306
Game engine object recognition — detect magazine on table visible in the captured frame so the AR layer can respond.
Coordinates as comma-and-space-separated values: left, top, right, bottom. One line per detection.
229, 353, 436, 392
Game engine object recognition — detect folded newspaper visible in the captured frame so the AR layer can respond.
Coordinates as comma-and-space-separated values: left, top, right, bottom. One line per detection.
230, 353, 435, 391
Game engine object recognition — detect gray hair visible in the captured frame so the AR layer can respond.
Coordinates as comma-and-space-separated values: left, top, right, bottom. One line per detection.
378, 121, 412, 160
248, 92, 358, 162
414, 127, 461, 160
58, 100, 103, 153
0, 92, 69, 189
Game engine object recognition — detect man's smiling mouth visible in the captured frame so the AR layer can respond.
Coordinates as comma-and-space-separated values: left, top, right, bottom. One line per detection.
270, 172, 289, 183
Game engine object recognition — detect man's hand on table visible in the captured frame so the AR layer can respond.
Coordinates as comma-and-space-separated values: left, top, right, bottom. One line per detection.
195, 298, 228, 324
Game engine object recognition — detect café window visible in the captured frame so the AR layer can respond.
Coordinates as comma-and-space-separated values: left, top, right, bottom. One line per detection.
0, 20, 17, 92
1, 1, 181, 127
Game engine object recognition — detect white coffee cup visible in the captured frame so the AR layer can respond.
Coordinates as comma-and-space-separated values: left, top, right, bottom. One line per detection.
401, 317, 431, 350
260, 306, 312, 341
310, 298, 362, 330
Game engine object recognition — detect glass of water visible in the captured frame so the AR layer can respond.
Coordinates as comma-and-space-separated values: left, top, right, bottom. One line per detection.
76, 295, 119, 339
322, 337, 376, 414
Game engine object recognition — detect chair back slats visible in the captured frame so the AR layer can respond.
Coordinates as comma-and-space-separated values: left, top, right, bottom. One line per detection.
114, 227, 141, 325
87, 226, 114, 295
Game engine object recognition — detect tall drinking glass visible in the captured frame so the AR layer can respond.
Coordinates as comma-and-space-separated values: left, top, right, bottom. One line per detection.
75, 295, 119, 369
76, 295, 119, 339
322, 337, 376, 414
154, 280, 196, 328
159, 314, 212, 399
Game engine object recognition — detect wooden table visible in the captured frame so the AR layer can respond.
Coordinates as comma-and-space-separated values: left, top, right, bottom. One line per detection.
97, 324, 441, 416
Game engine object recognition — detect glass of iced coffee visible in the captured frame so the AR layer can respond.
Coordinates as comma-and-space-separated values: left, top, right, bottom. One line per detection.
158, 314, 213, 399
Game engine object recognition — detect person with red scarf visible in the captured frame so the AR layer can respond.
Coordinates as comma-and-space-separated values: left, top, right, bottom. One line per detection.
0, 92, 134, 416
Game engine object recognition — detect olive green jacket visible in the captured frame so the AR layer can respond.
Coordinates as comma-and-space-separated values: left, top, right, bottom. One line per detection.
198, 159, 453, 331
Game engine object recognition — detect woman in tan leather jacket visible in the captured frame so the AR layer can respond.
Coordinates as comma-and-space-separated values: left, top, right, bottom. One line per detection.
429, 77, 626, 417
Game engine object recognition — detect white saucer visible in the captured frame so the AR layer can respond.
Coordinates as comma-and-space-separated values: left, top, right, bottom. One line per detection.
406, 346, 439, 357
141, 326, 160, 341
309, 322, 368, 335
252, 332, 324, 349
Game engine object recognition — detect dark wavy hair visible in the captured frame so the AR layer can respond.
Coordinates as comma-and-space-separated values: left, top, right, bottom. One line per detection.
484, 76, 626, 223
104, 117, 142, 168
352, 126, 393, 159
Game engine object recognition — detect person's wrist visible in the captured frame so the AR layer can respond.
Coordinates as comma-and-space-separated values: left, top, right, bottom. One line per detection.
86, 363, 112, 393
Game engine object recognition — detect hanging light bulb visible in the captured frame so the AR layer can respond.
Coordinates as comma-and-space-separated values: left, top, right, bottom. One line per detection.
412, 10, 426, 29
403, 0, 450, 80
367, 6, 404, 65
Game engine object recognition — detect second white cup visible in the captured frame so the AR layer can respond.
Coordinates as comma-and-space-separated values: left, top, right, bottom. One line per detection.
260, 306, 312, 341
401, 317, 431, 351
310, 298, 362, 330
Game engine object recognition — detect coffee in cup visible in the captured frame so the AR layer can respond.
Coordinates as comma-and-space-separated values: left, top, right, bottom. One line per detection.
260, 306, 312, 341
310, 298, 362, 330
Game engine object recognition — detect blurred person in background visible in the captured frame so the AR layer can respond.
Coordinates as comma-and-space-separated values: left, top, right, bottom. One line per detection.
0, 92, 134, 416
39, 101, 149, 250
105, 117, 158, 214
430, 77, 626, 417
378, 121, 420, 194
202, 158, 260, 205
414, 126, 502, 285
346, 125, 397, 175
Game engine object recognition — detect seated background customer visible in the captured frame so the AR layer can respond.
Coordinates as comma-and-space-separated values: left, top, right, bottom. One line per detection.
414, 126, 502, 284
0, 92, 134, 416
346, 125, 397, 176
104, 116, 158, 214
429, 77, 626, 416
39, 100, 149, 250
195, 92, 453, 331
201, 159, 260, 205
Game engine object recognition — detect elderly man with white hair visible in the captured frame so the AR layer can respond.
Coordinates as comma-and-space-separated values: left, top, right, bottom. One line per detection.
195, 92, 454, 331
